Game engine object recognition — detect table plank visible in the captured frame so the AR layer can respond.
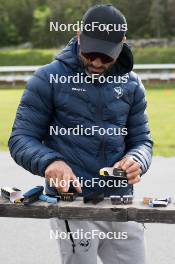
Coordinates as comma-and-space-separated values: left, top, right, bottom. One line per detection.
1, 197, 175, 223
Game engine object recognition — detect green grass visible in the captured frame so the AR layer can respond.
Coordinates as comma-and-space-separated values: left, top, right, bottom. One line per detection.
0, 84, 175, 156
0, 87, 24, 150
145, 83, 175, 156
0, 46, 175, 66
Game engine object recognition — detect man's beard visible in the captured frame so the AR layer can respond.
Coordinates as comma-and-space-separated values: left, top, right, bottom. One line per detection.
79, 55, 103, 74
83, 60, 112, 76
79, 53, 115, 77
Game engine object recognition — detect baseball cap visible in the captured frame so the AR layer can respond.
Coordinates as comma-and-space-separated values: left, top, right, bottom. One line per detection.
80, 4, 127, 60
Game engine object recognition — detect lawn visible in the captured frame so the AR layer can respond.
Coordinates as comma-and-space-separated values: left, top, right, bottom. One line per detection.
0, 84, 175, 156
145, 83, 175, 156
0, 87, 24, 150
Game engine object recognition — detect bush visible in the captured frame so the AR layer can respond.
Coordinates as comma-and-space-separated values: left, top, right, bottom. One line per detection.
0, 49, 58, 66
133, 47, 175, 64
0, 46, 175, 66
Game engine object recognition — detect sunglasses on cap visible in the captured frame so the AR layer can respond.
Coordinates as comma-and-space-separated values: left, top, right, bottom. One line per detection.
81, 52, 114, 64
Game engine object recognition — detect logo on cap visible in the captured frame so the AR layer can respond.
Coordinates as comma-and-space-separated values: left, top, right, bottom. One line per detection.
103, 24, 110, 35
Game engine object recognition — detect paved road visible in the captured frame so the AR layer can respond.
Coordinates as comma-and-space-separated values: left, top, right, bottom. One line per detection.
0, 152, 175, 264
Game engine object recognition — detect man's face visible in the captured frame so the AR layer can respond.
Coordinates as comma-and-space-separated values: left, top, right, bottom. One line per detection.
79, 51, 116, 75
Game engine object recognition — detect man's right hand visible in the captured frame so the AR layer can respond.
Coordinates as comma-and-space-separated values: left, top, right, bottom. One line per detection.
45, 160, 82, 193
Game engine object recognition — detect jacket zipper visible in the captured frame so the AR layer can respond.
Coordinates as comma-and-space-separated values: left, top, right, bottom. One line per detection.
97, 85, 106, 164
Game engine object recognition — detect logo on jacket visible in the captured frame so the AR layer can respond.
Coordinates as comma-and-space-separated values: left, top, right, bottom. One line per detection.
72, 87, 86, 92
114, 86, 123, 99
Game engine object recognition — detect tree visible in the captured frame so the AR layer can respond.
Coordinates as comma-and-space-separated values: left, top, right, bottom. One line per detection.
149, 0, 167, 38
5, 0, 36, 42
167, 0, 175, 37
0, 0, 19, 46
30, 5, 52, 47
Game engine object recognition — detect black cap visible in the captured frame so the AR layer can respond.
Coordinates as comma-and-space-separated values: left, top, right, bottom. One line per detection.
80, 4, 127, 60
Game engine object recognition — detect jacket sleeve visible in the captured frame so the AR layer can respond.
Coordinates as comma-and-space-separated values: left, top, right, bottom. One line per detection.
124, 76, 153, 175
8, 67, 65, 177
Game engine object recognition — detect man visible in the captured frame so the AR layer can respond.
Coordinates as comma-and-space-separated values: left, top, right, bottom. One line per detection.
9, 4, 153, 264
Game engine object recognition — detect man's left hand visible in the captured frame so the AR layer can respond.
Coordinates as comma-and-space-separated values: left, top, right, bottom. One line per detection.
114, 156, 141, 184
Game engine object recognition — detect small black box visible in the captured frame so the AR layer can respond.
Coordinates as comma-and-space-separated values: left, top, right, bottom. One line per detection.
113, 168, 127, 178
83, 192, 104, 204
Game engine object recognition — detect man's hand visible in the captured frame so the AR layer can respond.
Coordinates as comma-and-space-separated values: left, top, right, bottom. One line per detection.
45, 160, 82, 193
114, 156, 141, 184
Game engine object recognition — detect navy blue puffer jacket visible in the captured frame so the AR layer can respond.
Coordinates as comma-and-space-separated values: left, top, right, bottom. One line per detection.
8, 37, 153, 196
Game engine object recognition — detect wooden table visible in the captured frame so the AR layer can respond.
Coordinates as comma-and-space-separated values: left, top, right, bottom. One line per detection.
1, 197, 175, 223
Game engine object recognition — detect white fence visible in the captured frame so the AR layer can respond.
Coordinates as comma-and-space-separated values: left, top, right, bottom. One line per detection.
0, 64, 175, 84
